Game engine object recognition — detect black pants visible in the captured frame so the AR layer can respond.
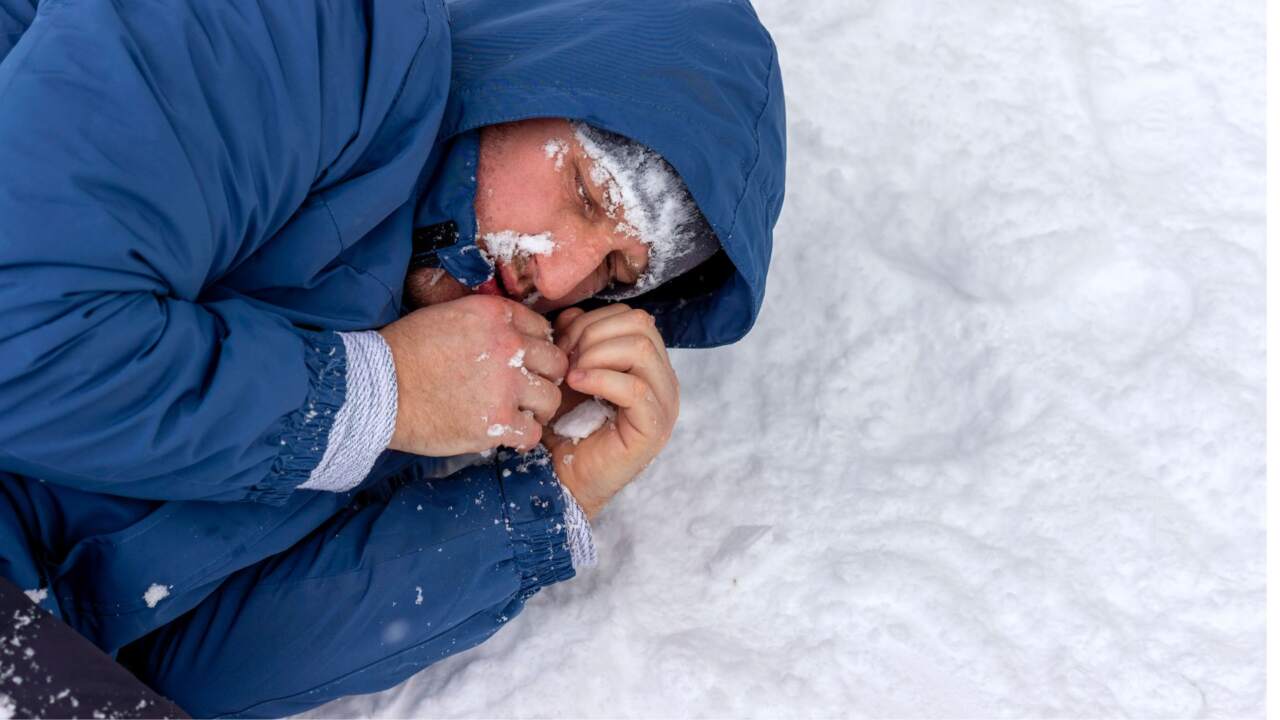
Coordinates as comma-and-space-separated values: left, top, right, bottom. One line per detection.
0, 576, 187, 719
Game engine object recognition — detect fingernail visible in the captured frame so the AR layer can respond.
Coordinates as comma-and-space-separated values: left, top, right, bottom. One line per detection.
569, 369, 585, 383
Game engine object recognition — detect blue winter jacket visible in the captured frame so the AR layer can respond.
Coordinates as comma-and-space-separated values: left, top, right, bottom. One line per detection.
0, 0, 784, 701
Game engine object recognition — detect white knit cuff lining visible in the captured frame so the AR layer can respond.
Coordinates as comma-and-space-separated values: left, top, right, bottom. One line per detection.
559, 483, 598, 568
299, 331, 398, 493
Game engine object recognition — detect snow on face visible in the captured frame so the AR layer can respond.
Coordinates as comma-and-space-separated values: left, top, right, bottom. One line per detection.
479, 231, 556, 264
474, 119, 651, 309
543, 138, 569, 170
570, 122, 703, 295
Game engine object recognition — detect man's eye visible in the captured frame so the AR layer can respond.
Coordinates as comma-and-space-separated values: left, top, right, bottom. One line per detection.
576, 171, 594, 214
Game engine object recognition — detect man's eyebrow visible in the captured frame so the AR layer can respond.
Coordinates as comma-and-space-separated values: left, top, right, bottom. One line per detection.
575, 156, 609, 212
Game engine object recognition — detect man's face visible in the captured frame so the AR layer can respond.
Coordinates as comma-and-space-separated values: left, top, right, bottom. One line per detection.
475, 118, 650, 313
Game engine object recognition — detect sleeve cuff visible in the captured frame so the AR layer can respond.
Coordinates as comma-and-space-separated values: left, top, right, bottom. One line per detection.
297, 331, 398, 493
246, 330, 348, 503
495, 448, 577, 597
558, 483, 598, 568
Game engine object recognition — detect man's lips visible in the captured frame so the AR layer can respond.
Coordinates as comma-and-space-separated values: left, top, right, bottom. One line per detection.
473, 277, 504, 297
474, 262, 519, 300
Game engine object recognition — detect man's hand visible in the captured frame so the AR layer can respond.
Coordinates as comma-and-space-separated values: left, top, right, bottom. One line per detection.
545, 305, 680, 519
379, 295, 568, 456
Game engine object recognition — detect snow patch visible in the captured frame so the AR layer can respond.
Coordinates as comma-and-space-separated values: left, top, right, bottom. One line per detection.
480, 231, 556, 264
543, 138, 570, 170
142, 584, 170, 608
552, 399, 616, 442
571, 122, 705, 295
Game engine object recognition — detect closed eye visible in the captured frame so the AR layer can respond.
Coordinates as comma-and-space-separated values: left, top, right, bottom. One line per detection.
575, 168, 595, 217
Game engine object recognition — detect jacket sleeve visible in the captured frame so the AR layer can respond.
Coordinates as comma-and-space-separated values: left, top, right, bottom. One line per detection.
115, 448, 582, 718
0, 1, 423, 503
0, 0, 35, 63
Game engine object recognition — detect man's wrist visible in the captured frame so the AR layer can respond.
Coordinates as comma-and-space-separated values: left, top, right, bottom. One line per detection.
553, 464, 607, 521
375, 328, 407, 453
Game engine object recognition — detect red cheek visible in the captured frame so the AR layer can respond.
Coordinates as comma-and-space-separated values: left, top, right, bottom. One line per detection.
533, 246, 608, 302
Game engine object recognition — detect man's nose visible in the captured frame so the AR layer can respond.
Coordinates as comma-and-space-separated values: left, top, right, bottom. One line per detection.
509, 257, 538, 298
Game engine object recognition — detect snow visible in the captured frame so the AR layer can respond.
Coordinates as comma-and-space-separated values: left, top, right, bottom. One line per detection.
311, 0, 1263, 716
142, 584, 170, 609
551, 398, 616, 442
21, 588, 45, 605
543, 138, 569, 170
573, 122, 706, 295
479, 231, 556, 263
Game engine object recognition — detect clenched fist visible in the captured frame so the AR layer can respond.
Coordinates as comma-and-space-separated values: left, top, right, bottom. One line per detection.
378, 294, 568, 456
545, 304, 680, 519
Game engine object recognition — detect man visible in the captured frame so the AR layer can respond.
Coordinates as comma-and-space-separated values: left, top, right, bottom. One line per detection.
0, 0, 785, 716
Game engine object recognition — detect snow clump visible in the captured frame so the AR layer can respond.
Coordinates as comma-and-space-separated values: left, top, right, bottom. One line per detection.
552, 398, 615, 442
480, 231, 556, 264
143, 584, 170, 608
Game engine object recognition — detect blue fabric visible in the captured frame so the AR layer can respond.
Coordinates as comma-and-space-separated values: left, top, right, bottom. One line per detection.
118, 450, 573, 718
0, 0, 784, 715
0, 0, 448, 503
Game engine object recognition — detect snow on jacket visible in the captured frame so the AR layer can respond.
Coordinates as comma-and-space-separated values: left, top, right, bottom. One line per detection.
0, 0, 785, 660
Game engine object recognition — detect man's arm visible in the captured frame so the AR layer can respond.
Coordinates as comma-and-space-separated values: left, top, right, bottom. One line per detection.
0, 0, 438, 502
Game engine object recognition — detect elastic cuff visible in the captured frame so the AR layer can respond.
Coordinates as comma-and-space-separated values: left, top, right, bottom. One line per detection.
298, 331, 398, 493
558, 484, 598, 568
495, 447, 576, 598
246, 330, 347, 504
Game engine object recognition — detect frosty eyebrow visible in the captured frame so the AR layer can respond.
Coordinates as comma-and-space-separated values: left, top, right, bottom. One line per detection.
574, 161, 603, 216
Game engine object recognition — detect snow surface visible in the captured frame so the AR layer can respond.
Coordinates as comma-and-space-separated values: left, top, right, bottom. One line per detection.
312, 0, 1264, 716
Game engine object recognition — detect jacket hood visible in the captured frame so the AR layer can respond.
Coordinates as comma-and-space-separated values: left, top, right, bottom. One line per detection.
416, 0, 786, 349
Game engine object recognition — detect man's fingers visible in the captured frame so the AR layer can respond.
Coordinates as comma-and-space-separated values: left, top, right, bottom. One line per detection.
555, 303, 632, 353
566, 368, 664, 443
572, 335, 677, 412
499, 410, 543, 452
516, 372, 562, 426
502, 297, 554, 340
553, 306, 586, 334
573, 308, 669, 365
520, 338, 568, 385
